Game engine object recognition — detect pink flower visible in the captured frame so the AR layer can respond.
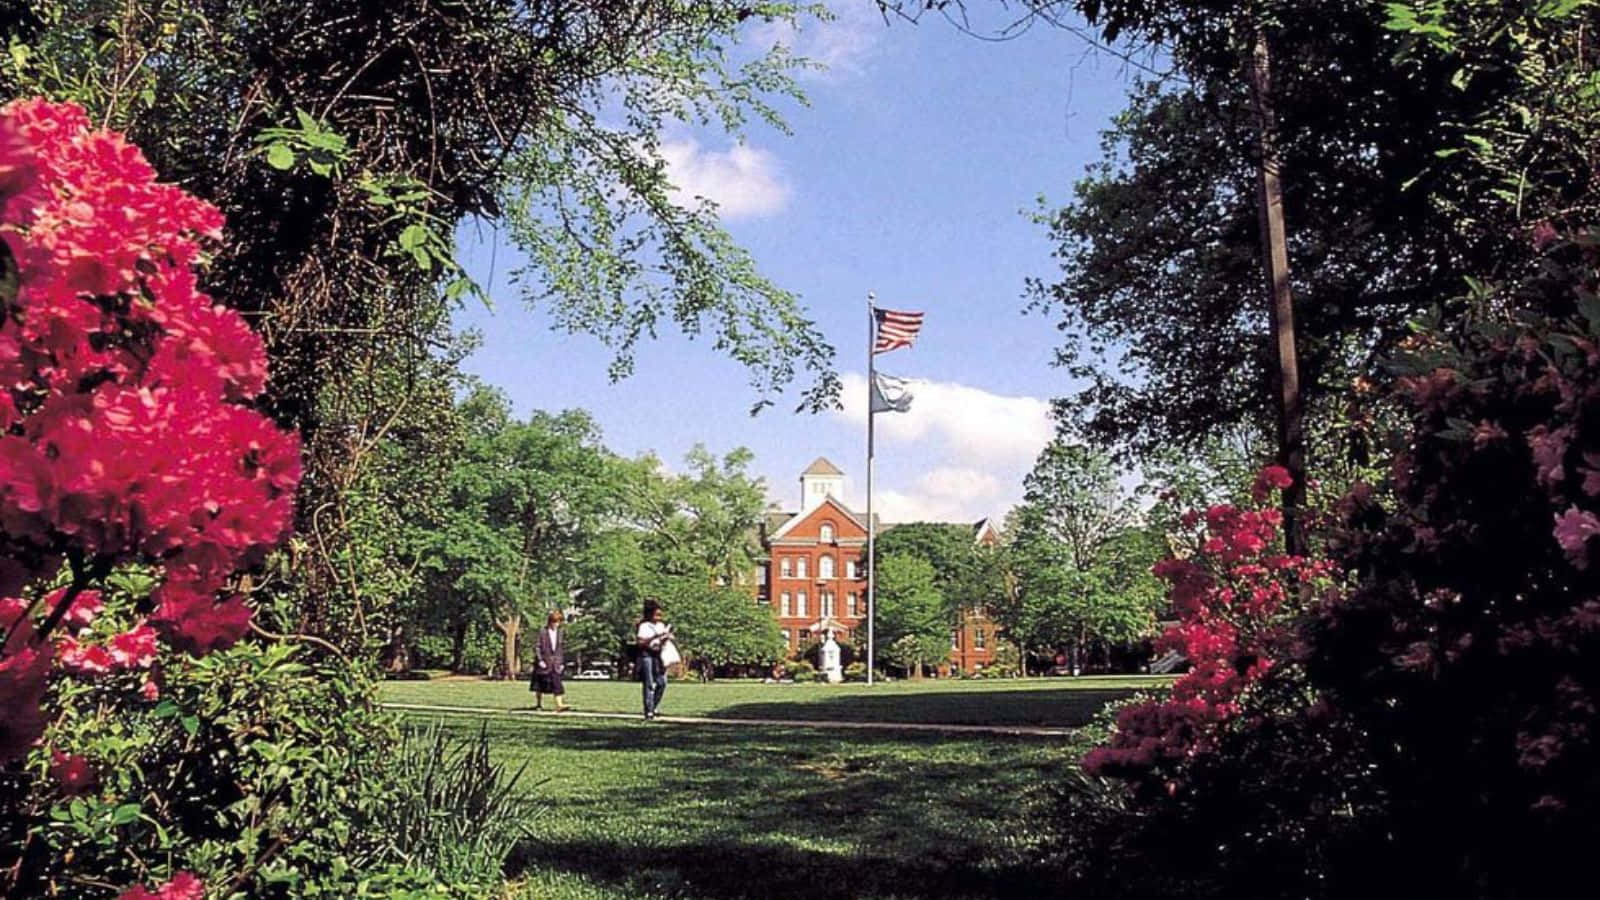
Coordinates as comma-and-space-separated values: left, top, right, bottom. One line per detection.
49, 749, 96, 795
1532, 220, 1559, 250
118, 872, 204, 900
1553, 506, 1600, 569
1528, 425, 1573, 490
57, 636, 113, 675
1250, 465, 1293, 502
1473, 420, 1508, 449
150, 584, 252, 655
0, 596, 26, 631
0, 633, 51, 762
54, 588, 103, 629
109, 623, 158, 669
139, 675, 160, 701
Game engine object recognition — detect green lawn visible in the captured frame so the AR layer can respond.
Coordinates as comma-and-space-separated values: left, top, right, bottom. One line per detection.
411, 712, 1097, 899
382, 674, 1169, 728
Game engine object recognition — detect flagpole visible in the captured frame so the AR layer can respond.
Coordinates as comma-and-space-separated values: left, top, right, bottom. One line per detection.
866, 291, 876, 686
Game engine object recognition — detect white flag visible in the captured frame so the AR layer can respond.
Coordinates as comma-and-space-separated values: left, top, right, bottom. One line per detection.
870, 371, 914, 414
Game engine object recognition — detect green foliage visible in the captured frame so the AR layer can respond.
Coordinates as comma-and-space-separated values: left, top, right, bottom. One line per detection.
996, 441, 1161, 669
388, 723, 540, 888
1020, 0, 1568, 457
874, 554, 950, 672
662, 580, 785, 671
874, 522, 1007, 619
3, 634, 434, 897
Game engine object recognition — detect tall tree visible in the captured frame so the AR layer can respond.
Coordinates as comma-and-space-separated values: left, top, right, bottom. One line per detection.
1, 0, 840, 650
1019, 441, 1141, 572
874, 522, 1005, 618
874, 554, 949, 678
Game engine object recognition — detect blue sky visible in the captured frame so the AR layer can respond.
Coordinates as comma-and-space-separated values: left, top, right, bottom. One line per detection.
453, 3, 1145, 524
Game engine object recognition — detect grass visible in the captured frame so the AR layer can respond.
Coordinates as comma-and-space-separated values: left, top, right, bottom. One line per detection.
381, 674, 1170, 728
410, 712, 1098, 899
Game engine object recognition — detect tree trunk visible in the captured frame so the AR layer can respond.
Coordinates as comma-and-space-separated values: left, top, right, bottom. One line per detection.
450, 616, 468, 673
498, 611, 521, 680
1246, 24, 1307, 555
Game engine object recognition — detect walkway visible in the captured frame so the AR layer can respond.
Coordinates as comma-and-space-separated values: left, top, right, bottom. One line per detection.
381, 701, 1076, 737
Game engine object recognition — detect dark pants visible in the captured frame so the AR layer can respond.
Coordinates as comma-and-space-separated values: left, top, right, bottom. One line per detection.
639, 653, 667, 716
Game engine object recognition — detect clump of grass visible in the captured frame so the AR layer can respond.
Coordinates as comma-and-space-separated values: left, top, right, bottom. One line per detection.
388, 721, 542, 887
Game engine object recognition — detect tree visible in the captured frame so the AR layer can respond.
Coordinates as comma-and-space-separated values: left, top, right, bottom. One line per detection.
873, 554, 949, 678
995, 441, 1161, 672
636, 446, 768, 584
411, 389, 632, 675
874, 522, 1006, 618
1020, 441, 1141, 571
664, 579, 784, 678
878, 1, 1573, 471
2, 0, 841, 652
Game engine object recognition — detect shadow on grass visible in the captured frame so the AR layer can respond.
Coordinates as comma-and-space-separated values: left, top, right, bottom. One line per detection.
499, 722, 1073, 898
705, 687, 1136, 727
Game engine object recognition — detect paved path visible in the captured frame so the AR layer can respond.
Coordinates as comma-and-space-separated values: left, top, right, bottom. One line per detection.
382, 702, 1077, 737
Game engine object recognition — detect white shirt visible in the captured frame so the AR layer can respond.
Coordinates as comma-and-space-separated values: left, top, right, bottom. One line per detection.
546, 627, 559, 650
637, 621, 669, 649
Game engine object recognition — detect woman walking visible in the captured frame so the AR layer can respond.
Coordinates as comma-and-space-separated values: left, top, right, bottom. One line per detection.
531, 609, 569, 712
636, 601, 673, 720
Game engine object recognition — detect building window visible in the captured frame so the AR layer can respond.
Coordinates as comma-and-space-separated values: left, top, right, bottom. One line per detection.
974, 629, 986, 650
819, 523, 835, 542
780, 592, 791, 617
821, 592, 834, 618
951, 630, 961, 650
847, 592, 858, 616
819, 556, 835, 579
797, 557, 808, 578
780, 558, 792, 578
781, 629, 790, 647
846, 559, 858, 579
797, 591, 808, 618
757, 568, 767, 586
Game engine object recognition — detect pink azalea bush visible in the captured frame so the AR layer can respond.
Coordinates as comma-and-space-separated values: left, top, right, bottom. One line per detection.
0, 98, 300, 897
1084, 466, 1338, 794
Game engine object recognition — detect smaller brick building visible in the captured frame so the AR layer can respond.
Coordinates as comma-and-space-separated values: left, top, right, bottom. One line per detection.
756, 459, 1001, 674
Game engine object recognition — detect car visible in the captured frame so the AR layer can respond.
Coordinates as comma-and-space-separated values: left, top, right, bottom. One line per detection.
573, 669, 610, 680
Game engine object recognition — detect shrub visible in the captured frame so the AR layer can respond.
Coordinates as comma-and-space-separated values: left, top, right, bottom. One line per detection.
388, 722, 540, 888
1084, 467, 1337, 797
0, 98, 314, 897
842, 661, 867, 682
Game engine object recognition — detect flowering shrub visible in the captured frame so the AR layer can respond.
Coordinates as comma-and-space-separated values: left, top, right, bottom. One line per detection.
1084, 466, 1337, 793
0, 99, 300, 896
1304, 227, 1600, 894
0, 97, 299, 755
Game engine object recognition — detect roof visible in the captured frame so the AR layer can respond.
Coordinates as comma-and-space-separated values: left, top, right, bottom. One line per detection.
767, 495, 873, 543
763, 510, 796, 537
972, 517, 1001, 545
801, 457, 844, 477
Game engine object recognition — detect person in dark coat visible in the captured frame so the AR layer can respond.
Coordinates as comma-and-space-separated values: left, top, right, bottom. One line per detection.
531, 609, 569, 712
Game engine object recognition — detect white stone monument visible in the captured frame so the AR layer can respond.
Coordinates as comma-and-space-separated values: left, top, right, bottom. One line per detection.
821, 631, 843, 684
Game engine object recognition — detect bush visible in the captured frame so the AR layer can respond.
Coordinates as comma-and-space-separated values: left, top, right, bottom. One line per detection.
1, 632, 447, 897
843, 662, 867, 682
388, 722, 540, 888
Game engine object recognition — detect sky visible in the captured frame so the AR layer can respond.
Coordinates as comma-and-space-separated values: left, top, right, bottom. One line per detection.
452, 3, 1148, 525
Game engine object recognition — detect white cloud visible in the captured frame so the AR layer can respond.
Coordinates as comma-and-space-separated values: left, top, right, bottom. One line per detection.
830, 374, 1057, 524
837, 372, 1055, 467
748, 2, 885, 80
659, 139, 790, 220
873, 467, 1008, 523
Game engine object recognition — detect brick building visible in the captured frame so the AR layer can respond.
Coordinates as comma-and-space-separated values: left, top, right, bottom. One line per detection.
756, 458, 1001, 675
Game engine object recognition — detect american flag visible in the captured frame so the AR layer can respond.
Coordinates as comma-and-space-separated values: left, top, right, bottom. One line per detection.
872, 307, 924, 354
